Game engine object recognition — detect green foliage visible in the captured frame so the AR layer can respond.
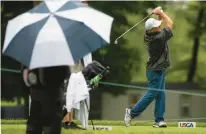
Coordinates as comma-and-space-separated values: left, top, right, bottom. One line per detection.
1, 98, 25, 107
179, 1, 206, 83
1, 101, 19, 107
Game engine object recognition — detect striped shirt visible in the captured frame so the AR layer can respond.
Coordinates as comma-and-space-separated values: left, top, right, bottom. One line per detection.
144, 28, 173, 71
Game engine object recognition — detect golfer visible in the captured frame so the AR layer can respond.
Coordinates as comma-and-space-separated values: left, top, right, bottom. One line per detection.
124, 7, 173, 128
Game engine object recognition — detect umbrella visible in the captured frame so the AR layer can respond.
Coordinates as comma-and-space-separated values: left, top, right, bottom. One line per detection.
2, 0, 113, 69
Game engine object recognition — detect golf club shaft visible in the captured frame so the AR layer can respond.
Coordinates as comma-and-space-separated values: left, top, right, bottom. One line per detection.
114, 13, 153, 43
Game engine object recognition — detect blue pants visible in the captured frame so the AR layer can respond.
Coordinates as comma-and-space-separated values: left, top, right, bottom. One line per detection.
130, 71, 165, 123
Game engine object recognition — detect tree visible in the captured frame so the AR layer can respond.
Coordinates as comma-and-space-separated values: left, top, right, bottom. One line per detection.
1, 2, 34, 103
187, 2, 206, 83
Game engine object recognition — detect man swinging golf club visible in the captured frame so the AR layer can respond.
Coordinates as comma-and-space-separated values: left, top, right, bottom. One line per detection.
124, 6, 173, 128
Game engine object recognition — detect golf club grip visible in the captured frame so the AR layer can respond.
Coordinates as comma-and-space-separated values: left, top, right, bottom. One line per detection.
88, 66, 110, 88
100, 66, 110, 76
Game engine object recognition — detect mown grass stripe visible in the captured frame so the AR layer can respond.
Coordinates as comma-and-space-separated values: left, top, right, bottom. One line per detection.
1, 120, 206, 127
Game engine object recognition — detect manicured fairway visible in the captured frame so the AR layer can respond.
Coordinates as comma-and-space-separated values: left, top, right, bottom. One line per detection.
2, 121, 206, 134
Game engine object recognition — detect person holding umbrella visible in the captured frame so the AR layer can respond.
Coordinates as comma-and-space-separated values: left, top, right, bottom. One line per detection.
124, 7, 173, 128
22, 66, 70, 134
2, 1, 113, 133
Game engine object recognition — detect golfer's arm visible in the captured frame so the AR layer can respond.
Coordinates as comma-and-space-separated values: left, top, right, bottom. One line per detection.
157, 15, 162, 21
159, 12, 173, 29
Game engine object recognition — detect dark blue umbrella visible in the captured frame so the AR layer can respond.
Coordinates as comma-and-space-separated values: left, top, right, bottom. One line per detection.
2, 0, 113, 69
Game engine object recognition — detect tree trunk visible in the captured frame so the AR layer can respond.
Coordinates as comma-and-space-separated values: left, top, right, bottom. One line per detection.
187, 7, 204, 82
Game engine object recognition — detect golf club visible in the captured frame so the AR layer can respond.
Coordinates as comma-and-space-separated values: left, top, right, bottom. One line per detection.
114, 6, 163, 44
114, 13, 153, 44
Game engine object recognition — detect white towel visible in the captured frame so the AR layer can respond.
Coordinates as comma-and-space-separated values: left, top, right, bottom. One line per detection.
66, 53, 92, 129
66, 72, 89, 112
75, 97, 90, 129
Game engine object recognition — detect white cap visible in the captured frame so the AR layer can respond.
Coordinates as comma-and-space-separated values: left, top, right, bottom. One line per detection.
145, 18, 162, 30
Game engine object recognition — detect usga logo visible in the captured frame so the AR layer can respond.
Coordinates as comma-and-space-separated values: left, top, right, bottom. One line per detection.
93, 126, 112, 131
178, 122, 196, 128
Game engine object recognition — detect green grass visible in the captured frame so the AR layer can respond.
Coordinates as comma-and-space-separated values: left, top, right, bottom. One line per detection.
1, 98, 25, 107
1, 124, 206, 134
1, 101, 19, 107
2, 120, 206, 127
1, 120, 206, 134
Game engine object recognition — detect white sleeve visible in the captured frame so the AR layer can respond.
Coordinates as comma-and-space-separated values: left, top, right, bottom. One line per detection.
83, 53, 92, 67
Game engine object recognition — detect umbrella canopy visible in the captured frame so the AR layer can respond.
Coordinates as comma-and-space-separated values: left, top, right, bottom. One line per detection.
2, 0, 113, 69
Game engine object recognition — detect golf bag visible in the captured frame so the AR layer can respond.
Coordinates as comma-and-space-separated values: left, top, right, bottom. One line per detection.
62, 61, 110, 129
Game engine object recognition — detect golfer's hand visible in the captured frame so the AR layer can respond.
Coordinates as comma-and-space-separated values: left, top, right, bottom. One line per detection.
152, 7, 163, 15
23, 69, 31, 87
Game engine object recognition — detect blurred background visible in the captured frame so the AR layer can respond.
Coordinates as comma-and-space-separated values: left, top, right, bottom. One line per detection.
1, 1, 206, 121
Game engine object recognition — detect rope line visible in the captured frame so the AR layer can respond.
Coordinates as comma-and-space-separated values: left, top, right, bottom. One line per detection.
99, 81, 206, 97
1, 68, 21, 73
1, 68, 206, 97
